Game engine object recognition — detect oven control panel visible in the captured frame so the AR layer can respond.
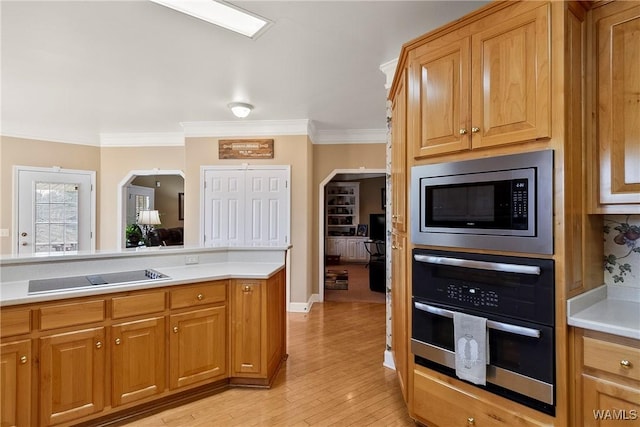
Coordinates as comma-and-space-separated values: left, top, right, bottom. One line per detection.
447, 283, 498, 308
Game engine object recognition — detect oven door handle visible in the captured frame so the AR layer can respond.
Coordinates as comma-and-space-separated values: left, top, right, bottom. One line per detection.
413, 254, 541, 276
414, 302, 541, 339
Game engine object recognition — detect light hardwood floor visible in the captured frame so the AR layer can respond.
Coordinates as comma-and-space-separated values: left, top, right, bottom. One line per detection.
127, 302, 415, 426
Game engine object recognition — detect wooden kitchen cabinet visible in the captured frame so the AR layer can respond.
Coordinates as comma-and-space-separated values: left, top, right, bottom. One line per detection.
0, 272, 285, 425
573, 329, 640, 426
230, 268, 286, 386
589, 1, 640, 213
1, 339, 31, 427
413, 366, 554, 427
410, 2, 550, 159
390, 67, 407, 232
391, 232, 408, 401
111, 316, 165, 407
39, 327, 105, 426
169, 305, 227, 389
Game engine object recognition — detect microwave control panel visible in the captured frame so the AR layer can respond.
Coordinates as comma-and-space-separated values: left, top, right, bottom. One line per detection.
446, 283, 499, 308
511, 179, 528, 224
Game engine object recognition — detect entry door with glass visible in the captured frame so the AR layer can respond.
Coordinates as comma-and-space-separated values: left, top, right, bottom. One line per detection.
16, 167, 95, 254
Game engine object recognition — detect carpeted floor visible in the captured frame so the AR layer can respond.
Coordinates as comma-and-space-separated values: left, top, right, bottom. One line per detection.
325, 262, 386, 303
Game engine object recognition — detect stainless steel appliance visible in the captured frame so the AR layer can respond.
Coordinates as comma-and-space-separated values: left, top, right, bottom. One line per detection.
411, 248, 555, 415
410, 150, 553, 254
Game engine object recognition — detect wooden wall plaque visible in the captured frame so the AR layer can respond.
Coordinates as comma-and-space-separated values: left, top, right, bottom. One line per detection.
219, 139, 274, 159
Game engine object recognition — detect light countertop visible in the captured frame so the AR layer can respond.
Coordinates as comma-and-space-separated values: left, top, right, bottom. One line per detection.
567, 285, 640, 340
0, 247, 287, 306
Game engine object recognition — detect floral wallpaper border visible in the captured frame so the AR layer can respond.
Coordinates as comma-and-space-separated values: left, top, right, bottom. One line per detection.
604, 215, 640, 287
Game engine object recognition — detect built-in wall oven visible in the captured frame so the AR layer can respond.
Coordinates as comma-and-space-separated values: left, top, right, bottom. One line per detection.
411, 248, 555, 415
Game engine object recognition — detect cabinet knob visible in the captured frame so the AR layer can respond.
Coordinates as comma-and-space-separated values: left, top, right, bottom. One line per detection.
467, 417, 475, 425
620, 359, 632, 368
243, 285, 252, 293
392, 245, 398, 250
21, 242, 27, 246
115, 338, 121, 345
173, 326, 179, 333
20, 355, 27, 364
392, 215, 398, 219
21, 232, 28, 237
95, 341, 102, 349
471, 127, 480, 133
197, 293, 204, 301
459, 128, 468, 135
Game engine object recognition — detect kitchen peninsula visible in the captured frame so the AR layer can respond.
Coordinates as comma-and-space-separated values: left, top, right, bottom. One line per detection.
0, 246, 288, 426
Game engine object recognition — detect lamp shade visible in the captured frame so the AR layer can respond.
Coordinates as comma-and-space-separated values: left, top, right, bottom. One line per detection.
137, 210, 161, 225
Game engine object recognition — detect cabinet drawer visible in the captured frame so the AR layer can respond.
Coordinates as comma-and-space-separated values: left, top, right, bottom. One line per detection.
583, 336, 640, 382
112, 291, 166, 319
170, 282, 226, 309
413, 368, 551, 427
39, 300, 105, 330
0, 307, 31, 338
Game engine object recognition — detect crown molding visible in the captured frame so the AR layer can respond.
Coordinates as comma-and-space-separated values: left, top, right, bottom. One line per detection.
99, 132, 185, 147
314, 128, 387, 144
379, 58, 399, 91
181, 119, 312, 139
1, 130, 100, 147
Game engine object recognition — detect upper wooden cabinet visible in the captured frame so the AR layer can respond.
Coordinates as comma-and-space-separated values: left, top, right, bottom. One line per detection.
590, 1, 640, 212
410, 3, 550, 158
391, 68, 407, 232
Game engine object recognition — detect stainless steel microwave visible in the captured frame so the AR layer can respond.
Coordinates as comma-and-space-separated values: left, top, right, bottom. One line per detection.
410, 150, 553, 254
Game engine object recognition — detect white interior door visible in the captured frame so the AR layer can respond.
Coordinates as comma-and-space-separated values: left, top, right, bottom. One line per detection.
245, 169, 289, 246
202, 166, 289, 247
16, 167, 95, 254
203, 169, 245, 246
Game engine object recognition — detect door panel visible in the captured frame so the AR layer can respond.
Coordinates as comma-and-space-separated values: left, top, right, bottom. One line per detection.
17, 168, 94, 254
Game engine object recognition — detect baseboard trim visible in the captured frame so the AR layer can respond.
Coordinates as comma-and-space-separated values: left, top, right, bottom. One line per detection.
383, 349, 396, 370
288, 293, 320, 313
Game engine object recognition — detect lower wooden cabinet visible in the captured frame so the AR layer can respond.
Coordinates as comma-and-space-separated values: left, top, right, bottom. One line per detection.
0, 273, 286, 426
111, 316, 165, 407
169, 306, 227, 389
0, 339, 31, 427
412, 366, 553, 427
39, 327, 105, 426
230, 269, 286, 386
391, 232, 407, 401
573, 329, 640, 426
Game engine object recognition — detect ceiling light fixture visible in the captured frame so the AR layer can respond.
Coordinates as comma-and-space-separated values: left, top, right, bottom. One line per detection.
228, 102, 253, 118
149, 0, 271, 39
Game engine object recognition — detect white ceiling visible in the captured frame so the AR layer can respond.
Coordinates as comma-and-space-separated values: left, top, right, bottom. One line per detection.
1, 0, 488, 146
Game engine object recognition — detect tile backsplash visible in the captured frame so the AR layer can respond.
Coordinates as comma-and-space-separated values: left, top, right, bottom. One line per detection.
604, 215, 640, 288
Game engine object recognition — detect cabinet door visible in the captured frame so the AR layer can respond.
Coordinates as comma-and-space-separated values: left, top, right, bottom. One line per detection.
169, 306, 227, 389
391, 233, 407, 401
583, 375, 640, 426
40, 327, 105, 426
1, 339, 31, 427
391, 68, 407, 232
112, 317, 165, 407
231, 281, 264, 377
471, 3, 550, 149
346, 239, 358, 261
411, 37, 470, 158
596, 3, 640, 207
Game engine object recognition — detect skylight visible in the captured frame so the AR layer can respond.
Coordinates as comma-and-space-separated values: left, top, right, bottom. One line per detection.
150, 0, 271, 39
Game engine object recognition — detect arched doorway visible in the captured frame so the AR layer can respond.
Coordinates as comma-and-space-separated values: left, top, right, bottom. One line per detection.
117, 169, 185, 248
318, 168, 386, 302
